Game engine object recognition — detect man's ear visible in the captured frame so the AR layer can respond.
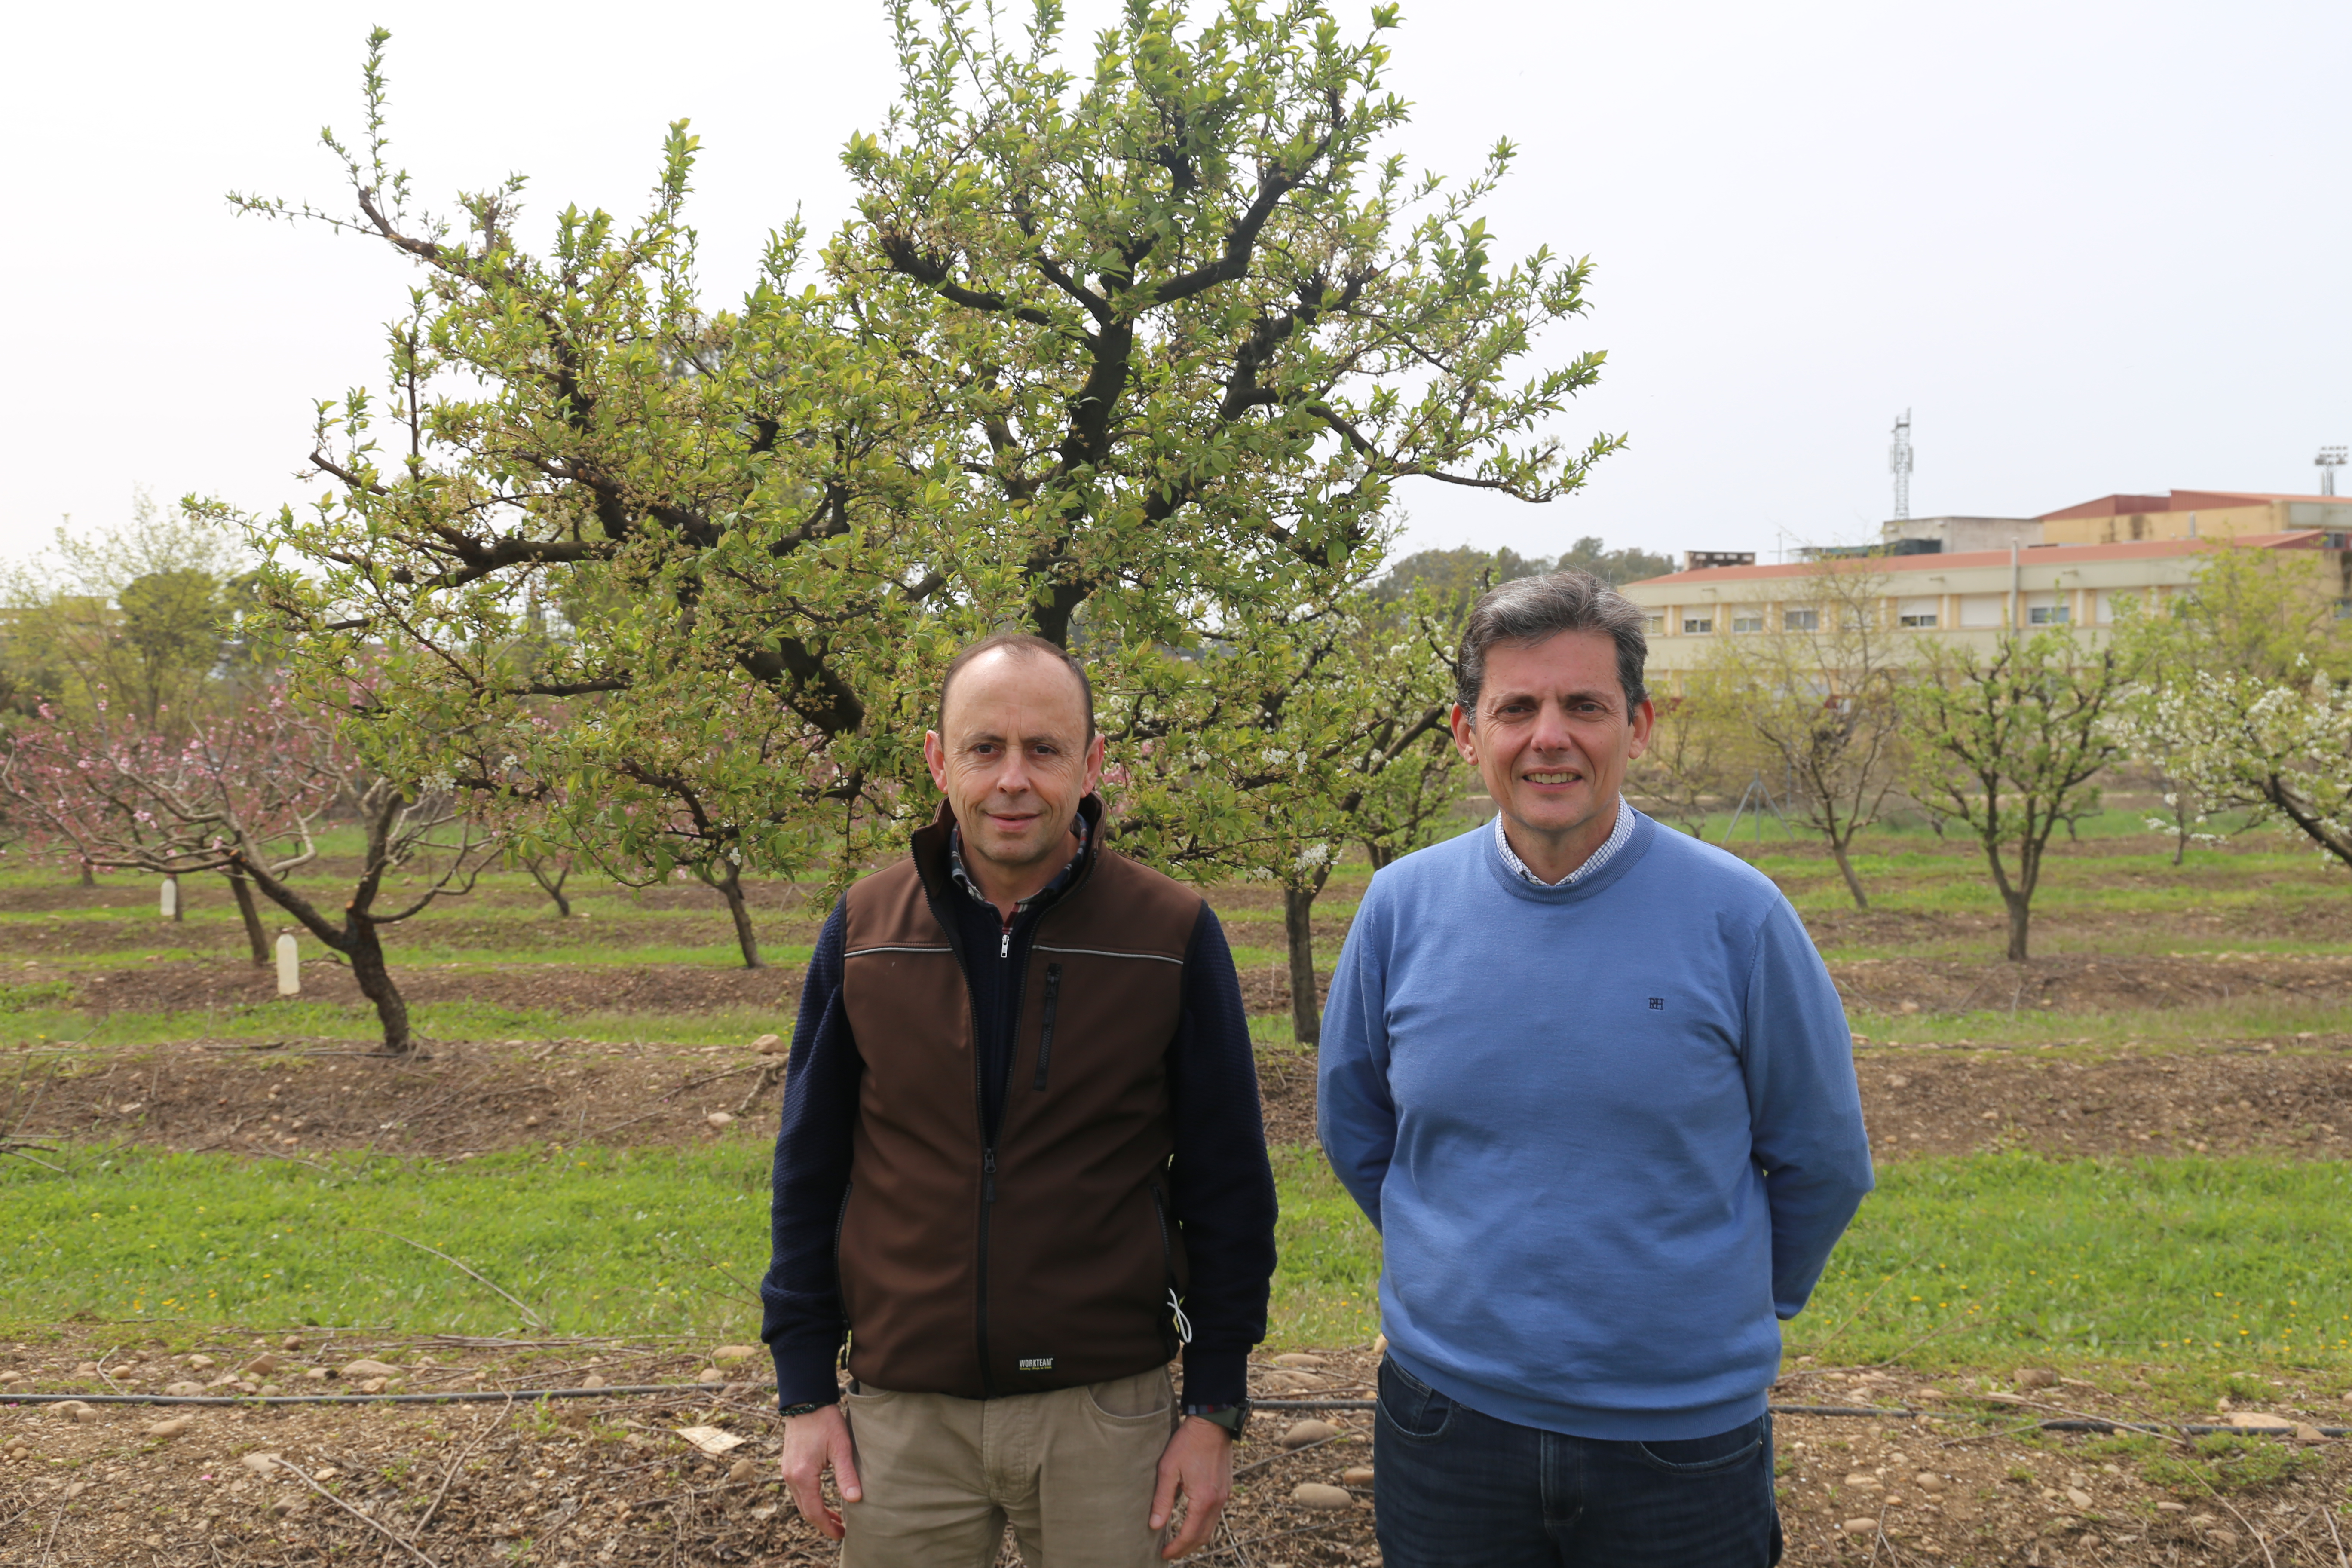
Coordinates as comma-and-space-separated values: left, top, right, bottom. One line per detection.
922, 730, 949, 792
1081, 730, 1106, 796
1625, 698, 1657, 763
1449, 704, 1479, 766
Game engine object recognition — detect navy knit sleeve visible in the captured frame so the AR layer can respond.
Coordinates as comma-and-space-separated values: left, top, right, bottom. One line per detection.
759, 898, 861, 1409
1165, 903, 1279, 1407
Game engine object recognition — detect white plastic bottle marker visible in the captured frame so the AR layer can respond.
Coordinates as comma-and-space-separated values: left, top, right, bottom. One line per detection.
158, 878, 177, 919
276, 933, 301, 997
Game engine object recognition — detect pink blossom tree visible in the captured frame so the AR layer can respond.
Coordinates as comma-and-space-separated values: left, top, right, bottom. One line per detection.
0, 687, 499, 1053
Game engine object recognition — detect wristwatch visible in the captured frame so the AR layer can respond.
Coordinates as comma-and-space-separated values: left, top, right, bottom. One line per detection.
1181, 1400, 1249, 1438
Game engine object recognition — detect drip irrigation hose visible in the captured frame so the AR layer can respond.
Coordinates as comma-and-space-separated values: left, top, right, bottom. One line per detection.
4, 1388, 2345, 1436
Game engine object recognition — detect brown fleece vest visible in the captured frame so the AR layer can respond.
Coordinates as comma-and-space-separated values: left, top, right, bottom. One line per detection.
836, 803, 1202, 1399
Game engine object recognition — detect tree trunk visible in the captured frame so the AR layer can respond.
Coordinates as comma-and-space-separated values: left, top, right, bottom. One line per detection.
2004, 891, 2032, 962
78, 858, 95, 888
345, 922, 414, 1054
1284, 883, 1320, 1047
168, 872, 184, 922
705, 863, 763, 969
1828, 839, 1870, 910
527, 856, 573, 917
1363, 841, 1395, 872
224, 871, 270, 965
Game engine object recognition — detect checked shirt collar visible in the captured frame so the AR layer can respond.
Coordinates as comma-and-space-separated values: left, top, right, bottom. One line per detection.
949, 812, 1089, 920
1494, 796, 1634, 889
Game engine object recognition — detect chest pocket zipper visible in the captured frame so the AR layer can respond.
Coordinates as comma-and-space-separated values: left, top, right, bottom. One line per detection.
1031, 964, 1062, 1091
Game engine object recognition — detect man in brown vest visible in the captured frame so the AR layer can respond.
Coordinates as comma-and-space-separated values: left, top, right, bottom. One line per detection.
761, 632, 1280, 1565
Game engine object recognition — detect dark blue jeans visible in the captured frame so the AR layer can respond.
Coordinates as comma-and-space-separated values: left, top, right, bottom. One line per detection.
1373, 1357, 1782, 1568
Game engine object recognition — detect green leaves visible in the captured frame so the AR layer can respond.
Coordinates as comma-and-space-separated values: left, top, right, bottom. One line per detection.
230, 4, 1605, 895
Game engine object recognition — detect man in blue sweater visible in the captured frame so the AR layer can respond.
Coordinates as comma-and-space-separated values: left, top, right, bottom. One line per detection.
1318, 571, 1873, 1567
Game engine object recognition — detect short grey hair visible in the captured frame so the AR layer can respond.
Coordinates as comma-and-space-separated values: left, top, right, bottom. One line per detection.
1455, 569, 1650, 719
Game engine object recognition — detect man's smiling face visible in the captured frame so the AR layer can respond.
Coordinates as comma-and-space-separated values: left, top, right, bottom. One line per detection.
1451, 629, 1654, 860
922, 648, 1103, 894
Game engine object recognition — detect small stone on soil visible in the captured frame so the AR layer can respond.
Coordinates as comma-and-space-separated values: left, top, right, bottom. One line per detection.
1290, 1482, 1353, 1510
1278, 1419, 1341, 1449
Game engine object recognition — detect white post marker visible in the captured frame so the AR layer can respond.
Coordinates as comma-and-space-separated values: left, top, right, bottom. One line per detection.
275, 933, 301, 997
158, 878, 177, 919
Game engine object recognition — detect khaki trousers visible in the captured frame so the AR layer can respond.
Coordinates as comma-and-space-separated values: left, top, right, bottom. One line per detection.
840, 1368, 1176, 1568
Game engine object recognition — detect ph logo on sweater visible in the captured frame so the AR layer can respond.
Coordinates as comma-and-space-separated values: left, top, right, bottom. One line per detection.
1648, 997, 1665, 1011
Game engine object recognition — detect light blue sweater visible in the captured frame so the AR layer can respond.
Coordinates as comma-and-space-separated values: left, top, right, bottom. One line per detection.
1317, 811, 1874, 1441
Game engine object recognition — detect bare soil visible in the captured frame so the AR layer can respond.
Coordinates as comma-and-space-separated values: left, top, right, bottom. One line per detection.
1237, 952, 2352, 1027
12, 1028, 2352, 1166
6, 1335, 2350, 1565
2, 1038, 789, 1160
44, 959, 799, 1021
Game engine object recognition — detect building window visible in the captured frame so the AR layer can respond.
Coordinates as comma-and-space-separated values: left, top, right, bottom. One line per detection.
1731, 612, 1763, 634
2027, 604, 2070, 625
1683, 616, 1713, 634
1899, 611, 1937, 628
1959, 594, 2006, 628
1897, 596, 1938, 628
1645, 614, 1664, 632
1784, 609, 1819, 631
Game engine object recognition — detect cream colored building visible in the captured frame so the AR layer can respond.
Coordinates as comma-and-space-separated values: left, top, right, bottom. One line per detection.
2040, 489, 2352, 545
1621, 530, 2343, 684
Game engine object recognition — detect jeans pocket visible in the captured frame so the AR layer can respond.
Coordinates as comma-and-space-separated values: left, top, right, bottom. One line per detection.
1375, 1356, 1456, 1442
1632, 1415, 1767, 1475
1084, 1370, 1174, 1425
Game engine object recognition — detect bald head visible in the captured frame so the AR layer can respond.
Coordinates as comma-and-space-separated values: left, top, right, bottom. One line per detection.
937, 632, 1095, 741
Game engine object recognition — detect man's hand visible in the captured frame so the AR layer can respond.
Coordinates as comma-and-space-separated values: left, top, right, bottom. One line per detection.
1148, 1415, 1234, 1559
778, 1403, 861, 1540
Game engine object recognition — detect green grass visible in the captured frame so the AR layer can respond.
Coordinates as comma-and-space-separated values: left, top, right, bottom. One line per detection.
0, 1141, 778, 1341
1846, 1001, 2352, 1052
0, 1139, 1384, 1353
1790, 1153, 2352, 1370
1265, 1145, 1382, 1350
17, 1140, 2349, 1393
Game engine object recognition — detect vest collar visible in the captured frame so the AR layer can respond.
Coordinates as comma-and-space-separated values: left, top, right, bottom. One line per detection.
911, 794, 1107, 915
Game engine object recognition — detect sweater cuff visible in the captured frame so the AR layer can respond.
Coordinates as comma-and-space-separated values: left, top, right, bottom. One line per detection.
1179, 1344, 1251, 1408
771, 1343, 843, 1411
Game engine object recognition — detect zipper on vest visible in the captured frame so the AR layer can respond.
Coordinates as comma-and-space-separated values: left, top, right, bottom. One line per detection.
1031, 964, 1062, 1091
976, 1145, 998, 1395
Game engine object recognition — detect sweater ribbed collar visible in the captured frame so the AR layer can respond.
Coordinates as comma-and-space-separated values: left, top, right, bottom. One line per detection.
1482, 805, 1656, 903
1492, 796, 1635, 888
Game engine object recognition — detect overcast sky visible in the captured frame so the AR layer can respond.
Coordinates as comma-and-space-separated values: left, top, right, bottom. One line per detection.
4, 0, 2346, 573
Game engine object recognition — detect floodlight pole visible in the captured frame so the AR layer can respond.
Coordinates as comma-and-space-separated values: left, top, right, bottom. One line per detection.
2318, 445, 2347, 497
1889, 410, 1914, 521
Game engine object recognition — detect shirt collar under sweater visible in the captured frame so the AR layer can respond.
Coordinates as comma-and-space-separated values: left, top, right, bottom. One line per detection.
1492, 796, 1634, 888
948, 813, 1088, 920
